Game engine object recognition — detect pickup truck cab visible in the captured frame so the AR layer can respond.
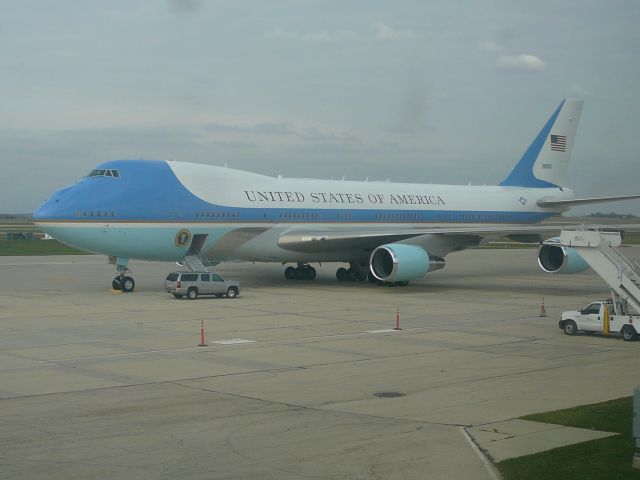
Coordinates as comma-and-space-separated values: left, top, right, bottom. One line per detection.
560, 299, 639, 341
165, 271, 240, 300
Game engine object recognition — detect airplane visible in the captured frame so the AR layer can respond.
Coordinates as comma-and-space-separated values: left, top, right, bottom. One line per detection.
33, 99, 640, 292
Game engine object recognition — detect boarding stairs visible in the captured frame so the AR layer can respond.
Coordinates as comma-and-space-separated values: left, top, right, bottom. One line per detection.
560, 228, 640, 314
182, 255, 215, 272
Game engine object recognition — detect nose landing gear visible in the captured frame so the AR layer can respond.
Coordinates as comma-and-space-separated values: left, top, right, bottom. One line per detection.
110, 257, 135, 292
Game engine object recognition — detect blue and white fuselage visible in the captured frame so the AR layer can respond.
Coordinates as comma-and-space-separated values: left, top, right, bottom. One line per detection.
33, 159, 571, 262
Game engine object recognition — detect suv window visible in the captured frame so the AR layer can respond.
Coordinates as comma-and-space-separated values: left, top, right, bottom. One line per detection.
201, 274, 210, 281
181, 273, 198, 282
166, 273, 179, 281
211, 274, 223, 282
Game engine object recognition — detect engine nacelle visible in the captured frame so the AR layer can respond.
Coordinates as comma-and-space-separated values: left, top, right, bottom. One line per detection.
369, 243, 445, 283
537, 237, 590, 274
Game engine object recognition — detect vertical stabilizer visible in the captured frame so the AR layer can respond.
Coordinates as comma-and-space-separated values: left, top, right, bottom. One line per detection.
500, 99, 583, 188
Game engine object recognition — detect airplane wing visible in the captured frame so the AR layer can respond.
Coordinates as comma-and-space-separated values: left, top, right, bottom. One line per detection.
277, 224, 640, 253
537, 194, 640, 208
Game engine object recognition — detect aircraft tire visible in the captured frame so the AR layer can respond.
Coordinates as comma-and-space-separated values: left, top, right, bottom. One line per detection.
121, 276, 135, 293
305, 266, 316, 280
112, 278, 122, 290
285, 266, 295, 280
336, 268, 347, 282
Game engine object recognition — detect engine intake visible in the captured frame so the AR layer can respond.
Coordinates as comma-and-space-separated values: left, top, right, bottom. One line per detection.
369, 243, 445, 283
538, 237, 590, 274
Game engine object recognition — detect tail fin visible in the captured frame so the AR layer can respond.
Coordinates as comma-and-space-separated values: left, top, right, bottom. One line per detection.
499, 99, 583, 188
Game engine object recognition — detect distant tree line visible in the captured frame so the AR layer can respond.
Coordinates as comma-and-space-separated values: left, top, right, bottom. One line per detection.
588, 212, 637, 219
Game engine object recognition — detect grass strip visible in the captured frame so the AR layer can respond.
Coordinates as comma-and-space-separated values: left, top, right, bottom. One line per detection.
498, 397, 637, 480
0, 239, 90, 256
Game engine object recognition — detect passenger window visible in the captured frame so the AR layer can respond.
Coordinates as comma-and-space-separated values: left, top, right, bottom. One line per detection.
211, 274, 222, 282
201, 274, 210, 281
182, 274, 198, 282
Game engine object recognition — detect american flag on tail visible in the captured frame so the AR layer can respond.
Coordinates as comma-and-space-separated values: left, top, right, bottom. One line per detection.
550, 134, 567, 152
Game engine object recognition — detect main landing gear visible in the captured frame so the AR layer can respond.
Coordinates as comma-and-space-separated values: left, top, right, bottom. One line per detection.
336, 267, 367, 282
336, 262, 369, 282
284, 263, 317, 280
111, 259, 135, 292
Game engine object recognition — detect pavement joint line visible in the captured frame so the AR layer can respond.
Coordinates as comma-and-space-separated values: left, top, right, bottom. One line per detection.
460, 427, 501, 480
170, 379, 468, 429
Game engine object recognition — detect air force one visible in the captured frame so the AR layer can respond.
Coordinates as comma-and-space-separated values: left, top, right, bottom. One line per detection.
33, 99, 640, 292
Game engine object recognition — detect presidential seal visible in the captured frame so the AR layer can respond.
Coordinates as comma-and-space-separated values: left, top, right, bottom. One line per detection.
175, 229, 191, 248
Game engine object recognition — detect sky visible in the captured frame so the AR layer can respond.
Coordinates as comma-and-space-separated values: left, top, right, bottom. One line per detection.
1, 0, 639, 215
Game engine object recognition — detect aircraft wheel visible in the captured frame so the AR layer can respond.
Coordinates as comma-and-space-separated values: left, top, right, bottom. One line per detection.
112, 277, 122, 290
305, 266, 316, 280
121, 276, 135, 293
285, 266, 295, 280
336, 268, 347, 282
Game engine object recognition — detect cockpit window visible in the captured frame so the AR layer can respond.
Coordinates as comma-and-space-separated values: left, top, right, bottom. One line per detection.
87, 169, 120, 178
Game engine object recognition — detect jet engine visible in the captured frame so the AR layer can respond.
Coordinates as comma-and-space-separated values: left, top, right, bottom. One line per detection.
369, 243, 445, 283
537, 237, 590, 274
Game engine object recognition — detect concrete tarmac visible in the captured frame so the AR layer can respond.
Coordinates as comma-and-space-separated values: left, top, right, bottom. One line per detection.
0, 247, 639, 479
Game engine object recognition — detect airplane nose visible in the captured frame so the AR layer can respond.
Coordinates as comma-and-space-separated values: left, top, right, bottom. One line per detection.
33, 185, 75, 221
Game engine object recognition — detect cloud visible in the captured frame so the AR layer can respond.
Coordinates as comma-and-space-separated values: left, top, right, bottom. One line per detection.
268, 29, 358, 42
477, 40, 503, 53
269, 24, 414, 43
371, 23, 415, 40
496, 54, 545, 71
168, 0, 202, 14
569, 84, 590, 97
204, 121, 361, 144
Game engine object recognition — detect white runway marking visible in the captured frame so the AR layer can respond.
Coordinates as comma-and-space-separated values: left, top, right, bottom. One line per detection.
212, 339, 256, 345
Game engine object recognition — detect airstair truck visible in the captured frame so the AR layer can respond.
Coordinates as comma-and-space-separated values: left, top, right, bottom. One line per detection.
560, 294, 640, 341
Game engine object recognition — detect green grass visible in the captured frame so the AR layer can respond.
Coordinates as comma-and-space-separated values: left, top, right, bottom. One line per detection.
0, 239, 90, 256
498, 397, 638, 480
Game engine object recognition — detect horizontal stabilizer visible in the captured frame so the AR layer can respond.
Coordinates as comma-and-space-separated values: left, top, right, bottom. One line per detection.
537, 194, 640, 208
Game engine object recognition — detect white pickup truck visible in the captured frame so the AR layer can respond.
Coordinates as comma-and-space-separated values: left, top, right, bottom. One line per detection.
559, 299, 640, 341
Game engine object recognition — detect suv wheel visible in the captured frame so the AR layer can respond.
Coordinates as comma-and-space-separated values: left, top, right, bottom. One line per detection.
226, 287, 238, 298
187, 287, 198, 300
